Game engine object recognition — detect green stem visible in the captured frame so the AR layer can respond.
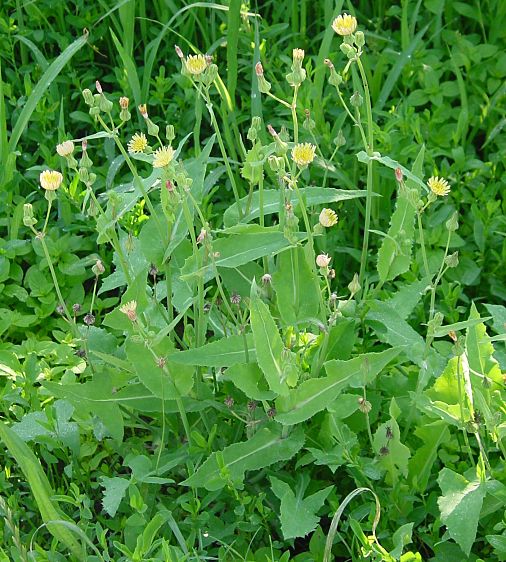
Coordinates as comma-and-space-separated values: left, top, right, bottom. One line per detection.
356, 58, 374, 293
417, 210, 430, 278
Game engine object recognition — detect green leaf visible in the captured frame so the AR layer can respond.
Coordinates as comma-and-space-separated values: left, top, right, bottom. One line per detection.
275, 347, 402, 425
435, 316, 492, 338
167, 334, 255, 367
126, 338, 194, 398
357, 151, 428, 193
377, 146, 423, 283
225, 363, 276, 400
223, 188, 369, 227
408, 420, 450, 492
0, 423, 81, 557
5, 32, 88, 183
437, 468, 486, 556
100, 476, 130, 517
273, 246, 321, 326
250, 281, 292, 395
373, 408, 411, 485
270, 474, 332, 539
182, 426, 305, 490
390, 522, 414, 559
181, 228, 300, 281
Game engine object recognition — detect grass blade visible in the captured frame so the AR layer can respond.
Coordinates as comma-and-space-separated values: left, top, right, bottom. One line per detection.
375, 22, 429, 112
110, 28, 142, 109
227, 0, 241, 107
5, 31, 88, 185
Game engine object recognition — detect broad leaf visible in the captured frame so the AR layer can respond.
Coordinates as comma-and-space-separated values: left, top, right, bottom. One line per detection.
167, 334, 255, 367
275, 347, 402, 425
250, 281, 292, 395
273, 246, 321, 325
225, 363, 276, 400
182, 426, 305, 491
100, 476, 130, 517
223, 187, 369, 227
438, 468, 486, 556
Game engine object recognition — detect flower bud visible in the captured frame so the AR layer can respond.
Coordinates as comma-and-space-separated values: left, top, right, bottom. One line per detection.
56, 140, 75, 157
316, 253, 331, 268
445, 211, 459, 232
350, 91, 363, 107
340, 42, 357, 59
146, 118, 160, 137
348, 273, 361, 296
166, 124, 175, 143
256, 62, 271, 94
23, 203, 37, 227
82, 88, 94, 106
175, 45, 184, 59
445, 251, 459, 268
355, 31, 365, 48
303, 109, 315, 132
92, 259, 105, 276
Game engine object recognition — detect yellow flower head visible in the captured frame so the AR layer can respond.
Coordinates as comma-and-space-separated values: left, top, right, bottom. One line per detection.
427, 176, 450, 197
119, 300, 137, 322
291, 143, 316, 167
186, 54, 207, 76
127, 132, 148, 154
56, 140, 74, 157
40, 170, 63, 191
152, 145, 175, 168
293, 48, 305, 61
332, 14, 358, 36
319, 208, 338, 227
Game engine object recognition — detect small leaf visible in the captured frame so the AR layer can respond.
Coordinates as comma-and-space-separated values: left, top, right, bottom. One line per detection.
168, 334, 255, 367
437, 468, 486, 556
100, 476, 130, 517
270, 475, 333, 539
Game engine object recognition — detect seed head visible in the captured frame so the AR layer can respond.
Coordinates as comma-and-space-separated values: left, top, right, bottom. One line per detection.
332, 13, 358, 36
230, 293, 241, 305
267, 407, 277, 418
40, 170, 63, 191
72, 303, 81, 314
319, 208, 338, 227
224, 396, 234, 408
379, 445, 389, 456
83, 313, 95, 326
358, 397, 372, 414
56, 304, 65, 315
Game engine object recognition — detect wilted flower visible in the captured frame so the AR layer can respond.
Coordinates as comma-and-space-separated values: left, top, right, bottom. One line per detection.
255, 61, 264, 76
83, 313, 95, 326
427, 176, 450, 197
127, 132, 148, 154
120, 300, 137, 322
138, 104, 148, 119
175, 45, 184, 59
291, 143, 316, 167
40, 170, 63, 191
395, 168, 403, 182
152, 146, 175, 168
316, 253, 331, 268
119, 97, 129, 109
332, 13, 358, 36
358, 397, 372, 414
92, 259, 105, 276
56, 140, 75, 157
261, 273, 272, 285
319, 208, 338, 227
186, 54, 207, 76
196, 228, 207, 244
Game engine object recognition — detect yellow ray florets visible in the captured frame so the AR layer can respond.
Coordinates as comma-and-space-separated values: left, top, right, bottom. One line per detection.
332, 14, 358, 36
152, 145, 175, 168
291, 143, 316, 167
40, 170, 63, 191
127, 133, 148, 154
427, 176, 450, 197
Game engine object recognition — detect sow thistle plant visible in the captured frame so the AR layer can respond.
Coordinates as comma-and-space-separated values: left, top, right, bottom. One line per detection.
13, 11, 506, 562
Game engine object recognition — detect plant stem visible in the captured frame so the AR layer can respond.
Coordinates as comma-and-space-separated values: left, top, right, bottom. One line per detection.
356, 58, 374, 293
